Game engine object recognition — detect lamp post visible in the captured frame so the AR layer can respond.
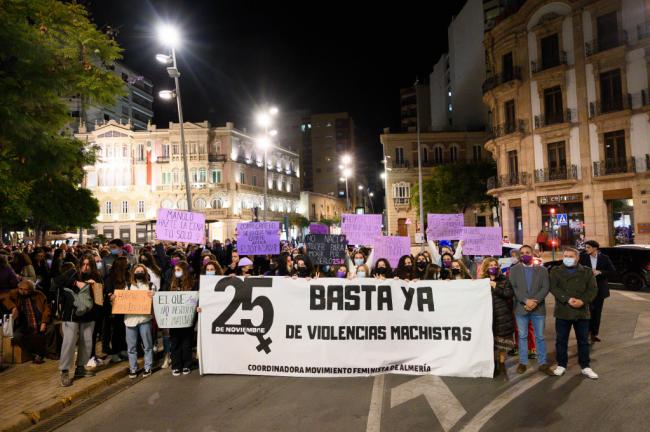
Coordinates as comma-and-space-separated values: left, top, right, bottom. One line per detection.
340, 154, 353, 211
256, 107, 279, 221
415, 79, 425, 251
156, 25, 192, 212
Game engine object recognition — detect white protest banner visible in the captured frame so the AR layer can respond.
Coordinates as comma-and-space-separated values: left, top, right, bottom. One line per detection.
426, 214, 464, 240
237, 222, 280, 255
341, 214, 382, 246
153, 292, 199, 328
462, 226, 503, 256
198, 276, 493, 378
156, 208, 205, 244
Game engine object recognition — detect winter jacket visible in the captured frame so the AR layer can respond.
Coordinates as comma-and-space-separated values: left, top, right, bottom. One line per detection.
123, 282, 153, 327
550, 264, 597, 320
2, 288, 52, 330
54, 268, 96, 323
0, 266, 19, 292
490, 275, 514, 337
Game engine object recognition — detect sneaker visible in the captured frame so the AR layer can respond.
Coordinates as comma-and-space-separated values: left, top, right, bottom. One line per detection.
74, 368, 86, 378
84, 369, 95, 378
142, 369, 152, 378
129, 370, 138, 379
119, 351, 129, 360
528, 350, 537, 360
86, 357, 97, 368
172, 369, 181, 377
161, 353, 171, 369
538, 364, 555, 376
182, 368, 191, 375
516, 363, 527, 374
33, 355, 45, 365
581, 367, 599, 379
553, 366, 566, 376
60, 371, 72, 387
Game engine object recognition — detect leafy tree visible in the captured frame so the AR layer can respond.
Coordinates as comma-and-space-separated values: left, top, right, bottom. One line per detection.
290, 215, 310, 228
411, 161, 496, 217
0, 0, 124, 241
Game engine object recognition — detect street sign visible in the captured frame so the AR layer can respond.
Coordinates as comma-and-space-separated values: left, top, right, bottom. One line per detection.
556, 213, 568, 226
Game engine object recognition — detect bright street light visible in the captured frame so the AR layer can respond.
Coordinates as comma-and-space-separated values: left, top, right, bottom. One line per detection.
269, 129, 278, 137
155, 53, 172, 64
341, 154, 352, 165
343, 168, 352, 178
269, 106, 279, 116
256, 112, 272, 128
380, 172, 386, 179
369, 192, 374, 197
256, 136, 271, 150
158, 90, 175, 100
157, 24, 180, 48
339, 177, 345, 182
338, 164, 343, 170
358, 185, 364, 190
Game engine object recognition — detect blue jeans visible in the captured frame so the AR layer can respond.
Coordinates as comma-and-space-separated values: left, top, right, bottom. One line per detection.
555, 318, 590, 369
515, 314, 547, 365
125, 321, 153, 373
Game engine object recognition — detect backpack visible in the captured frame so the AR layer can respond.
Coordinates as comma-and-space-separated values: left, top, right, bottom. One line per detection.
64, 284, 94, 317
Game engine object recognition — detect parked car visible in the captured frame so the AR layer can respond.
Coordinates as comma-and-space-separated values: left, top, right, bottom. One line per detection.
543, 245, 650, 291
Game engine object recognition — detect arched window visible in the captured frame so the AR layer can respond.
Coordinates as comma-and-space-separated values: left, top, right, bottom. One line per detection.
433, 146, 444, 164
172, 169, 179, 184
161, 199, 173, 209
177, 199, 187, 210
211, 198, 223, 209
195, 198, 206, 209
449, 145, 458, 162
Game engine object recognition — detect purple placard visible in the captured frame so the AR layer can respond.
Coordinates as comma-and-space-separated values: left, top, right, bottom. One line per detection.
309, 223, 329, 235
236, 222, 280, 255
341, 214, 382, 246
426, 213, 464, 240
372, 236, 411, 268
461, 227, 503, 256
155, 209, 205, 244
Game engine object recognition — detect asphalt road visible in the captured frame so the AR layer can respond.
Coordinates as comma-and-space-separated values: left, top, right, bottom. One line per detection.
54, 289, 650, 432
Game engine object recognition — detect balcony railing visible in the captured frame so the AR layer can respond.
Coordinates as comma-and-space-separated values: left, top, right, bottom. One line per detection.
156, 156, 170, 163
531, 51, 567, 73
589, 95, 631, 118
482, 67, 522, 93
534, 165, 578, 182
392, 160, 410, 168
490, 119, 527, 138
534, 109, 575, 128
629, 89, 650, 108
592, 158, 637, 177
585, 31, 628, 56
487, 172, 529, 190
393, 197, 410, 206
208, 154, 227, 162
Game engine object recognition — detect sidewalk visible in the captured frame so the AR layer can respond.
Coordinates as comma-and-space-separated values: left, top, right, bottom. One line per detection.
0, 355, 131, 432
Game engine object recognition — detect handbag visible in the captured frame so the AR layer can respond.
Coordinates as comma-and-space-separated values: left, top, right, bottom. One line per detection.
2, 314, 14, 338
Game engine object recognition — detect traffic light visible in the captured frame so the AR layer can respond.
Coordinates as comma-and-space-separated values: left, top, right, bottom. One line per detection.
550, 207, 556, 215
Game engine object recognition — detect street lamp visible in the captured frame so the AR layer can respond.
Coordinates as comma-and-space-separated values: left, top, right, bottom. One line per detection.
255, 107, 279, 221
342, 168, 352, 211
156, 24, 192, 212
414, 78, 425, 251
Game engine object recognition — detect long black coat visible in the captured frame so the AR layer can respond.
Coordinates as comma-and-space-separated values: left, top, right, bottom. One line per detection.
491, 274, 514, 338
579, 252, 615, 299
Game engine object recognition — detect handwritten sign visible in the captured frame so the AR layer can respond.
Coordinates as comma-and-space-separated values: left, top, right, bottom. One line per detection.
372, 236, 411, 268
111, 290, 152, 315
237, 222, 280, 255
426, 214, 464, 240
341, 214, 382, 246
309, 223, 329, 235
153, 291, 199, 328
305, 234, 348, 265
462, 227, 503, 256
156, 209, 205, 244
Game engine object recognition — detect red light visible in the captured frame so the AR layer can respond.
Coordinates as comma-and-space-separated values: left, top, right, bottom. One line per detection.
551, 240, 557, 246
550, 208, 556, 214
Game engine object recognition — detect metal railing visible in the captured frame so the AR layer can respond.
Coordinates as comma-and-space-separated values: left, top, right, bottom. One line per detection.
487, 172, 529, 189
592, 158, 637, 176
589, 95, 631, 118
393, 197, 410, 206
534, 165, 578, 182
392, 160, 410, 168
156, 156, 170, 163
585, 31, 628, 56
629, 89, 650, 108
490, 119, 527, 138
482, 67, 522, 93
208, 154, 227, 162
534, 109, 575, 128
531, 51, 567, 73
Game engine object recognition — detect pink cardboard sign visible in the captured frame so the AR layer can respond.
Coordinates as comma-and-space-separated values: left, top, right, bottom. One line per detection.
341, 214, 382, 246
426, 213, 464, 240
461, 227, 503, 256
155, 209, 205, 244
372, 236, 411, 268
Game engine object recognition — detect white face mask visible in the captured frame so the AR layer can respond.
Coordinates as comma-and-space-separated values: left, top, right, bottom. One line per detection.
357, 271, 366, 278
563, 257, 576, 267
96, 261, 103, 269
175, 271, 183, 278
206, 271, 216, 276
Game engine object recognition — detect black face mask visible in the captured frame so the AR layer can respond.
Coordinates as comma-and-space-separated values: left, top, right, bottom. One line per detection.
297, 267, 309, 277
134, 273, 146, 281
374, 267, 387, 275
451, 268, 461, 275
416, 261, 427, 270
404, 264, 413, 272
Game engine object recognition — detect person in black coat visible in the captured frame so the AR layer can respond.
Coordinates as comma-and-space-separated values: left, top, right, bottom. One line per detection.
579, 240, 616, 343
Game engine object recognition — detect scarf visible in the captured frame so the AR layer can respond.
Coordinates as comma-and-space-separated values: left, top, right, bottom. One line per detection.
19, 294, 41, 331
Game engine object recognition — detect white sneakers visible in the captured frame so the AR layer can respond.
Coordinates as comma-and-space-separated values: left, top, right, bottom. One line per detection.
581, 368, 599, 379
161, 353, 171, 369
553, 366, 566, 376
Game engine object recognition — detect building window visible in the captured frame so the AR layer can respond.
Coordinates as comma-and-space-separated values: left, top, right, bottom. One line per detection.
600, 69, 623, 113
604, 130, 626, 162
162, 172, 171, 184
161, 199, 173, 209
502, 52, 514, 80
173, 144, 179, 155
395, 147, 405, 165
105, 202, 112, 214
473, 144, 482, 161
422, 147, 428, 163
211, 198, 223, 209
540, 33, 560, 69
177, 200, 187, 210
121, 201, 128, 214
172, 169, 179, 184
433, 146, 443, 164
137, 200, 145, 214
122, 145, 128, 158
240, 172, 245, 184
211, 169, 222, 183
195, 198, 206, 209
191, 168, 197, 183
199, 168, 206, 183
162, 143, 170, 157
252, 175, 257, 186
504, 100, 516, 132
137, 144, 144, 161
449, 146, 458, 162
547, 141, 567, 173
508, 150, 519, 175
393, 182, 410, 205
597, 11, 619, 51
543, 86, 563, 124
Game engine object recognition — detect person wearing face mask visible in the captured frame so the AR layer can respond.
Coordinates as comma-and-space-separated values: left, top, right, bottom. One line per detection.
122, 265, 155, 379
479, 258, 514, 377
224, 251, 241, 276
414, 253, 440, 280
31, 248, 51, 295
292, 256, 314, 278
505, 245, 554, 376
395, 255, 416, 280
139, 252, 162, 291
448, 260, 472, 280
202, 260, 223, 276
102, 239, 125, 275
238, 257, 255, 276
371, 259, 393, 279
104, 256, 130, 364
346, 248, 375, 277
334, 265, 348, 279
549, 248, 598, 379
355, 264, 370, 278
168, 261, 196, 376
428, 239, 464, 267
263, 257, 281, 276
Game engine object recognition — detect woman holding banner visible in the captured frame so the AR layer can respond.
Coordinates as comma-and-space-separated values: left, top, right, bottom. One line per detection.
123, 264, 155, 379
414, 253, 441, 280
346, 249, 374, 277
448, 260, 473, 280
394, 255, 416, 280
479, 258, 515, 377
168, 261, 196, 376
202, 260, 223, 276
371, 259, 393, 279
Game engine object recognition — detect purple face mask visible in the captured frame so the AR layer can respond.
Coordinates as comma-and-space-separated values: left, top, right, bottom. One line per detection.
487, 267, 498, 276
170, 257, 180, 266
443, 261, 452, 268
520, 255, 533, 265
336, 271, 346, 278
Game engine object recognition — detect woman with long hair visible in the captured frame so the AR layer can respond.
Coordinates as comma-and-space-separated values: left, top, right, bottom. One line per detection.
479, 257, 514, 377
394, 255, 416, 280
447, 259, 473, 280
138, 251, 162, 291
202, 260, 223, 276
169, 261, 196, 376
105, 256, 129, 363
123, 264, 155, 379
13, 252, 36, 283
371, 258, 393, 279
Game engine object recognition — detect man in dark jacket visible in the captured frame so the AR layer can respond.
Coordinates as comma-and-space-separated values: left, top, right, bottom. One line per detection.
579, 240, 615, 344
550, 247, 598, 379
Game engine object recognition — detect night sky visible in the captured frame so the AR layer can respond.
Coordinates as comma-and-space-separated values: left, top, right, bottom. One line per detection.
87, 0, 467, 176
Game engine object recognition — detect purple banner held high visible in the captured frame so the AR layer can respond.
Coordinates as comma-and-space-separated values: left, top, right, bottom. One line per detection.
155, 209, 205, 244
236, 222, 280, 255
461, 227, 503, 256
426, 214, 464, 240
341, 214, 382, 246
309, 223, 329, 235
372, 236, 411, 268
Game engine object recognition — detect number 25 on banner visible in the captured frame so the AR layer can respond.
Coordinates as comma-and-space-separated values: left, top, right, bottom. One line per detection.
211, 277, 275, 353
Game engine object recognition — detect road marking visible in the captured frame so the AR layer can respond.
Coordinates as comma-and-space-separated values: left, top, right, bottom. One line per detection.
459, 374, 547, 432
614, 291, 650, 302
634, 312, 650, 339
390, 375, 467, 432
366, 375, 385, 432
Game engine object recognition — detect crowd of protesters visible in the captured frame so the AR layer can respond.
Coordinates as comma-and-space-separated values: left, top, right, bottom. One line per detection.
0, 234, 614, 385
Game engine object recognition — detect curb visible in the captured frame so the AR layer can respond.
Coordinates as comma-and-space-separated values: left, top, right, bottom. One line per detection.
1, 363, 130, 432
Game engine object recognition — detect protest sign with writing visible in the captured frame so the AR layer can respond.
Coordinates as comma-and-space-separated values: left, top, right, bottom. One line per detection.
426, 214, 464, 240
237, 222, 280, 255
372, 236, 411, 268
111, 290, 152, 315
153, 291, 199, 328
341, 214, 382, 246
461, 227, 503, 256
305, 234, 348, 265
309, 223, 329, 235
156, 209, 205, 244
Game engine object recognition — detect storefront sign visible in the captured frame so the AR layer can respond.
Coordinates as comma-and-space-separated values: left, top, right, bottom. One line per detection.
537, 194, 583, 205
638, 223, 650, 234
